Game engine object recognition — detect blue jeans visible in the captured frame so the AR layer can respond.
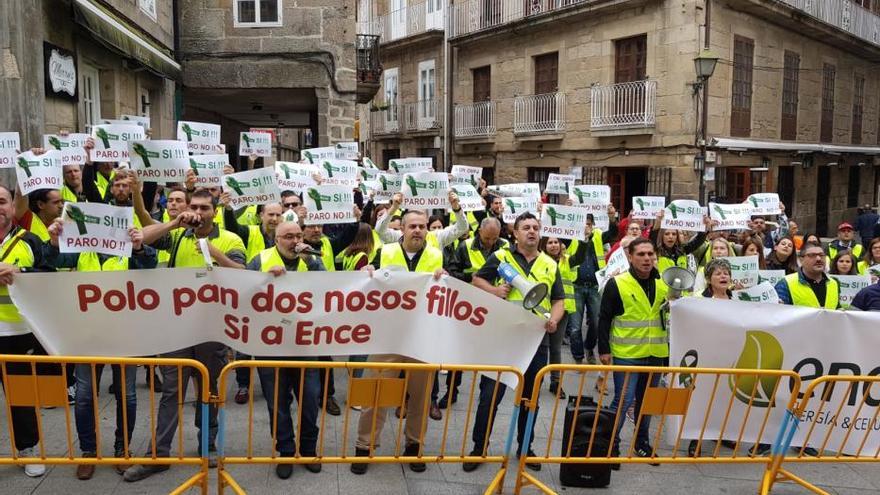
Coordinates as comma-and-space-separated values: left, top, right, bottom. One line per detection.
75, 363, 137, 454
607, 356, 665, 450
234, 351, 251, 388
567, 285, 601, 360
257, 361, 320, 455
471, 345, 548, 456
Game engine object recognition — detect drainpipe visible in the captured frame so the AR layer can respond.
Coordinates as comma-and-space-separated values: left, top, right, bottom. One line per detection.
444, 2, 452, 172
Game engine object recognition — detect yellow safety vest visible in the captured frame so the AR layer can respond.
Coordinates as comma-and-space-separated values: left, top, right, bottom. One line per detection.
427, 231, 440, 250
157, 210, 172, 265
610, 271, 669, 359
590, 230, 606, 269
314, 236, 336, 271
342, 251, 368, 271
257, 247, 309, 272
370, 229, 381, 262
657, 253, 688, 273
95, 170, 115, 201
245, 225, 268, 262
463, 237, 508, 274
558, 254, 576, 313
0, 229, 34, 325
494, 248, 557, 314
237, 205, 261, 226
213, 206, 226, 230
61, 185, 79, 203
76, 252, 130, 272
700, 240, 736, 267
828, 244, 864, 261
27, 215, 51, 242
784, 272, 839, 309
449, 210, 479, 231
168, 227, 246, 268
380, 242, 443, 273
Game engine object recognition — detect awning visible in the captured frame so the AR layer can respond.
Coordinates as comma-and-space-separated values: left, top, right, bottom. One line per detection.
710, 137, 880, 155
73, 0, 181, 80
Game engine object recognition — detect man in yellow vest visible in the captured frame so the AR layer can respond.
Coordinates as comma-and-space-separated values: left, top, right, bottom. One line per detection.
61, 165, 87, 203
245, 215, 325, 479
597, 237, 669, 465
124, 189, 246, 483
462, 212, 566, 472
774, 241, 840, 308
0, 185, 54, 478
350, 209, 447, 475
374, 191, 468, 249
45, 218, 156, 480
14, 189, 62, 242
827, 222, 864, 261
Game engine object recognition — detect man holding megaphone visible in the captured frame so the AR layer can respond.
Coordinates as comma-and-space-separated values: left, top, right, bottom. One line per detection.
462, 212, 565, 472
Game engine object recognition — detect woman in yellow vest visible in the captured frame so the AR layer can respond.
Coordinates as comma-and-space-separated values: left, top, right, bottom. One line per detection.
858, 237, 880, 277
649, 210, 709, 273
338, 223, 376, 387
829, 250, 859, 276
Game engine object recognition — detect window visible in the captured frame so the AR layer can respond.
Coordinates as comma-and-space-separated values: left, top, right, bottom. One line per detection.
730, 35, 754, 137
533, 52, 558, 94
79, 64, 101, 132
821, 63, 836, 143
777, 166, 795, 216
614, 35, 647, 83
528, 167, 558, 193
853, 74, 865, 144
717, 167, 765, 203
781, 51, 799, 140
383, 68, 399, 124
473, 66, 491, 102
848, 166, 861, 208
418, 60, 436, 123
234, 0, 281, 27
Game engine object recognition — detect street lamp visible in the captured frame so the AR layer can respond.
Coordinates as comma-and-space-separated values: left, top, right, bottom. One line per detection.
694, 49, 719, 204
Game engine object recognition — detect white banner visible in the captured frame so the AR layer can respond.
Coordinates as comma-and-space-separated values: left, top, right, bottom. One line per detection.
318, 159, 359, 187
669, 298, 880, 455
0, 132, 21, 169
450, 165, 482, 187
544, 174, 576, 195
489, 183, 541, 201
90, 124, 145, 162
731, 281, 779, 304
188, 154, 228, 187
571, 185, 610, 205
402, 172, 449, 209
631, 196, 665, 220
301, 147, 336, 164
450, 184, 483, 212
10, 269, 547, 387
129, 140, 190, 183
239, 132, 273, 157
747, 193, 781, 215
389, 157, 433, 174
501, 197, 539, 223
303, 185, 356, 225
540, 204, 586, 240
720, 255, 759, 288
15, 150, 63, 194
177, 121, 221, 154
661, 200, 705, 232
829, 274, 871, 308
276, 161, 320, 193
375, 173, 401, 204
43, 133, 89, 166
223, 168, 281, 208
60, 202, 134, 257
709, 202, 752, 231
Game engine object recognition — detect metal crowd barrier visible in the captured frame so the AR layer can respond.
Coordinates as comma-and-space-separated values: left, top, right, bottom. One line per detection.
0, 354, 211, 494
215, 359, 524, 495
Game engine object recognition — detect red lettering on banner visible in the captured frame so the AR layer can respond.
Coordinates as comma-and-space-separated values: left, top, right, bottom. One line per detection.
424, 285, 488, 326
324, 289, 417, 312
251, 284, 313, 314
295, 321, 372, 345
261, 325, 283, 345
173, 284, 240, 316
223, 314, 250, 343
76, 282, 160, 312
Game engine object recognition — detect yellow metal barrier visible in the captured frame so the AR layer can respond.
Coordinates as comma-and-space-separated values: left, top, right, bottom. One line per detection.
761, 375, 880, 495
0, 354, 211, 494
215, 359, 524, 495
512, 364, 802, 495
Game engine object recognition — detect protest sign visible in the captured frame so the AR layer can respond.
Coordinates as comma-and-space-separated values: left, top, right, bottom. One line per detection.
720, 255, 760, 288
596, 247, 630, 291
570, 185, 610, 205
10, 269, 546, 387
90, 124, 145, 162
334, 142, 359, 160
374, 172, 402, 204
59, 202, 134, 257
631, 196, 665, 220
540, 204, 587, 240
303, 185, 356, 225
573, 202, 611, 231
746, 192, 782, 215
276, 161, 320, 193
867, 264, 880, 283
830, 274, 871, 308
239, 132, 273, 157
318, 159, 359, 187
661, 199, 705, 232
128, 140, 190, 183
544, 173, 576, 195
15, 150, 63, 194
358, 166, 379, 182
188, 154, 228, 187
402, 171, 449, 209
177, 121, 221, 154
731, 281, 780, 304
450, 184, 483, 212
488, 183, 541, 200
222, 167, 281, 208
43, 133, 89, 165
450, 165, 483, 187
301, 146, 336, 164
501, 197, 539, 223
99, 119, 130, 126
389, 157, 433, 174
709, 202, 752, 231
758, 269, 786, 287
0, 132, 20, 169
362, 157, 379, 170
120, 114, 150, 129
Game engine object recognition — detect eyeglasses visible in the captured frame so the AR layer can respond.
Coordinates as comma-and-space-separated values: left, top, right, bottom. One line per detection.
283, 202, 300, 209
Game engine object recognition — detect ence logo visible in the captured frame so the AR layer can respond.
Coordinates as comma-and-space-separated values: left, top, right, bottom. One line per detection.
729, 330, 784, 407
66, 205, 101, 235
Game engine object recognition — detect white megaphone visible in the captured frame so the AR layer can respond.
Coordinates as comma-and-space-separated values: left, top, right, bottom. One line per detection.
498, 262, 548, 310
661, 266, 696, 299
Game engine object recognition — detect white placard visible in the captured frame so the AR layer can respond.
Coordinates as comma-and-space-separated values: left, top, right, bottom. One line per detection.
15, 150, 63, 194
544, 173, 577, 195
540, 204, 587, 240
43, 133, 89, 166
571, 184, 611, 205
746, 193, 781, 215
276, 161, 320, 193
222, 167, 282, 208
829, 274, 871, 309
709, 202, 752, 231
450, 165, 483, 187
402, 171, 449, 209
596, 247, 630, 291
757, 270, 786, 287
661, 200, 706, 232
177, 121, 221, 154
488, 183, 541, 201
631, 196, 665, 220
362, 157, 379, 170
334, 142, 359, 160
90, 124, 145, 162
239, 132, 273, 157
358, 166, 379, 182
188, 154, 228, 187
501, 197, 539, 223
0, 132, 21, 169
731, 281, 780, 304
318, 159, 359, 187
573, 202, 611, 231
374, 172, 402, 204
303, 185, 356, 225
60, 202, 134, 257
720, 255, 760, 288
450, 184, 483, 212
128, 140, 190, 183
120, 115, 150, 130
301, 147, 336, 164
389, 157, 434, 174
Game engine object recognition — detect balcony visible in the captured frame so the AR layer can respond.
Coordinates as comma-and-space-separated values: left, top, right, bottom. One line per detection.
449, 0, 604, 39
513, 92, 565, 135
454, 101, 497, 138
371, 105, 402, 135
590, 80, 656, 135
778, 0, 880, 47
374, 0, 445, 45
356, 35, 383, 104
404, 99, 442, 132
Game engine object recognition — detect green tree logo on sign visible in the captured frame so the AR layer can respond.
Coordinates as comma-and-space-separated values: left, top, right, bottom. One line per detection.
65, 205, 101, 235
225, 177, 247, 196
242, 134, 253, 148
713, 205, 727, 220
322, 161, 339, 178
728, 330, 784, 408
505, 199, 517, 214
48, 136, 63, 150
545, 206, 563, 226
17, 157, 39, 178
131, 143, 159, 168
189, 159, 202, 176
181, 123, 195, 142
406, 176, 426, 196
635, 198, 646, 211
668, 204, 685, 219
389, 160, 401, 173
95, 128, 116, 148
278, 162, 293, 180
307, 188, 331, 210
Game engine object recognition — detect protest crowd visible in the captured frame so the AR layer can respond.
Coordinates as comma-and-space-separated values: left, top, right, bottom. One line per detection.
1, 121, 879, 489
